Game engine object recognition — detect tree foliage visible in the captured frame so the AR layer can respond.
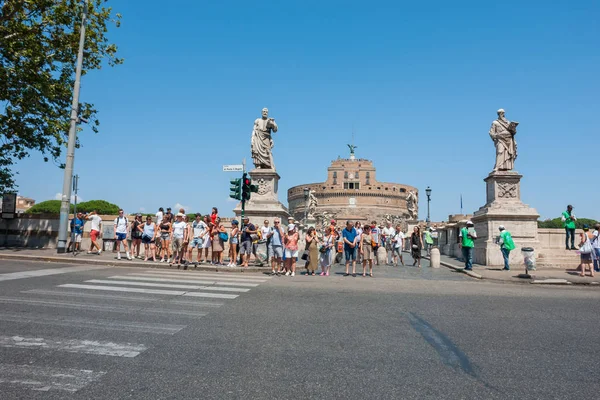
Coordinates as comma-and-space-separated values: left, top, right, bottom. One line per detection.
26, 199, 70, 213
76, 199, 118, 214
0, 0, 122, 191
538, 217, 598, 229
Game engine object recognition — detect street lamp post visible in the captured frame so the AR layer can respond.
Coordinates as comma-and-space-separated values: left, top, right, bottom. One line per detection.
302, 187, 310, 225
426, 186, 432, 227
57, 1, 88, 253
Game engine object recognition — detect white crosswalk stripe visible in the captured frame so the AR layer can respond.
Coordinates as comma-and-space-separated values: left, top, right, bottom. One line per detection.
142, 269, 271, 281
110, 274, 262, 286
0, 335, 147, 358
0, 312, 185, 335
85, 279, 250, 292
0, 363, 105, 393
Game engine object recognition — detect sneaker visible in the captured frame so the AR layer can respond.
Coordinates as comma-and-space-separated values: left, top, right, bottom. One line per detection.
325, 272, 329, 276
127, 256, 132, 261
285, 271, 290, 276
290, 272, 295, 277
97, 250, 102, 255
117, 255, 121, 260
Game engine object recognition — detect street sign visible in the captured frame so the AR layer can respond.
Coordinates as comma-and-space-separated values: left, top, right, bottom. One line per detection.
222, 164, 244, 172
1, 192, 17, 219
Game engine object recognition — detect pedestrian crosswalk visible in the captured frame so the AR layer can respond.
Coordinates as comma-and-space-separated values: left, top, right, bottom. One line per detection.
0, 269, 271, 394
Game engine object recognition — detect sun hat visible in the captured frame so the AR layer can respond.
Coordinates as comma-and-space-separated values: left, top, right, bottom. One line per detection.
466, 220, 474, 226
498, 225, 505, 230
176, 213, 184, 217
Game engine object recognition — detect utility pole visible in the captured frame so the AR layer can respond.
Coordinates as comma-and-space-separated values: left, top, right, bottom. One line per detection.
57, 1, 88, 253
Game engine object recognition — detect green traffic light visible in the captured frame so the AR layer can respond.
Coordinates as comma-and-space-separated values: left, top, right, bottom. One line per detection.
229, 178, 242, 200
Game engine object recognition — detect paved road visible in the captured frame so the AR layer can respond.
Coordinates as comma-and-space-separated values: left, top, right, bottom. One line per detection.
0, 259, 598, 399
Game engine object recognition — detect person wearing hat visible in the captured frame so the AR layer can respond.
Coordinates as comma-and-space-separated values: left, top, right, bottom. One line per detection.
561, 205, 577, 250
458, 221, 477, 271
424, 227, 434, 257
240, 216, 257, 267
283, 223, 299, 276
268, 218, 284, 274
496, 225, 515, 271
188, 213, 208, 264
170, 213, 188, 266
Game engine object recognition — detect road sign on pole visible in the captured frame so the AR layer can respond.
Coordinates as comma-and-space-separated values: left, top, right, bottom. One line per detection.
222, 164, 244, 172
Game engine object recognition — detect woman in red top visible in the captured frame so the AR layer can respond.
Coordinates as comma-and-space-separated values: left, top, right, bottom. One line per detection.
210, 207, 218, 226
283, 224, 299, 277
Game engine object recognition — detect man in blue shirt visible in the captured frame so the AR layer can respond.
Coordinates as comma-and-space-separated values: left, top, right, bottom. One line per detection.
69, 212, 84, 252
342, 220, 358, 277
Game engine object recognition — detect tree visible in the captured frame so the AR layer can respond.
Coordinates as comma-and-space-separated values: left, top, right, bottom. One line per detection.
77, 199, 118, 214
538, 217, 598, 229
26, 199, 72, 214
0, 0, 123, 192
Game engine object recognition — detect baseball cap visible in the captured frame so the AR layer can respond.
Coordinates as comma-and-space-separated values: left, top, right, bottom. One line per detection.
331, 219, 336, 224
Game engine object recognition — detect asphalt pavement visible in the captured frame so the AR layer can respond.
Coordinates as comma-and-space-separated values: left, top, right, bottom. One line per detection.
0, 257, 598, 399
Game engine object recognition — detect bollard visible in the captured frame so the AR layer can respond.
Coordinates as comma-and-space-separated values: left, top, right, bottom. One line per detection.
430, 247, 440, 268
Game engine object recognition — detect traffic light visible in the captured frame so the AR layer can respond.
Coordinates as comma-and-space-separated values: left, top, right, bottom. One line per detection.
229, 178, 242, 200
242, 173, 251, 201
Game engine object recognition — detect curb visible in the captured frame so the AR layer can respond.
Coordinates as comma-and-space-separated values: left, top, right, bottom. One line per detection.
0, 253, 269, 273
439, 261, 483, 279
420, 253, 483, 280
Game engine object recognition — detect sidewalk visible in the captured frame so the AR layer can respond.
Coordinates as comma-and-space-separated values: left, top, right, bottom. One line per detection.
436, 253, 600, 285
0, 247, 269, 273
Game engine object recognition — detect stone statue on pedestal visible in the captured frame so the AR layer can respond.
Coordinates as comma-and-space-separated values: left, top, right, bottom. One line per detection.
251, 108, 278, 170
307, 190, 318, 219
489, 108, 518, 171
406, 191, 418, 220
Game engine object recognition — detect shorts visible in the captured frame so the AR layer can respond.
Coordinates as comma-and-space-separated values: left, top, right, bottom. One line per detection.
270, 245, 283, 259
161, 232, 170, 241
74, 233, 82, 243
240, 241, 253, 255
344, 246, 357, 261
90, 229, 100, 241
190, 237, 204, 248
142, 235, 154, 244
284, 248, 299, 259
172, 237, 183, 251
116, 233, 127, 241
392, 247, 402, 256
230, 238, 238, 245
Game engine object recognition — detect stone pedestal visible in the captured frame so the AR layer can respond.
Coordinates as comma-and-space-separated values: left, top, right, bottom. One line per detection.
233, 169, 289, 227
430, 247, 440, 268
471, 171, 539, 266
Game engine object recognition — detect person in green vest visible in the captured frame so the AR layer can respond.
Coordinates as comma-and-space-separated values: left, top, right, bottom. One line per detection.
458, 221, 477, 271
424, 227, 434, 256
496, 225, 515, 271
561, 205, 577, 250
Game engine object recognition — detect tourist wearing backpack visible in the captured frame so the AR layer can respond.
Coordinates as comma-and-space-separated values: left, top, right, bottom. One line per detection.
496, 225, 515, 271
114, 209, 132, 260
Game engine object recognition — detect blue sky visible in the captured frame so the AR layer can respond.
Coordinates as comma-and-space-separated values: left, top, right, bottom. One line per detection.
13, 0, 600, 221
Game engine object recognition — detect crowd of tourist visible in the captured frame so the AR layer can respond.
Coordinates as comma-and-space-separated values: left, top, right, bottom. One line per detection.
70, 207, 435, 276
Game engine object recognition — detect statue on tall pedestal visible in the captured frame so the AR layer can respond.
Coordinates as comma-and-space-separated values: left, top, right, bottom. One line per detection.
406, 190, 418, 220
307, 190, 318, 219
489, 108, 518, 172
251, 108, 278, 170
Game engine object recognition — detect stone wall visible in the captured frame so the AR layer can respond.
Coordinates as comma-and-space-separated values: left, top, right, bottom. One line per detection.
434, 223, 583, 265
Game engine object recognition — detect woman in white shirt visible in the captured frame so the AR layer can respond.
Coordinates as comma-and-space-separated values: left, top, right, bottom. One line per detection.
391, 224, 405, 266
